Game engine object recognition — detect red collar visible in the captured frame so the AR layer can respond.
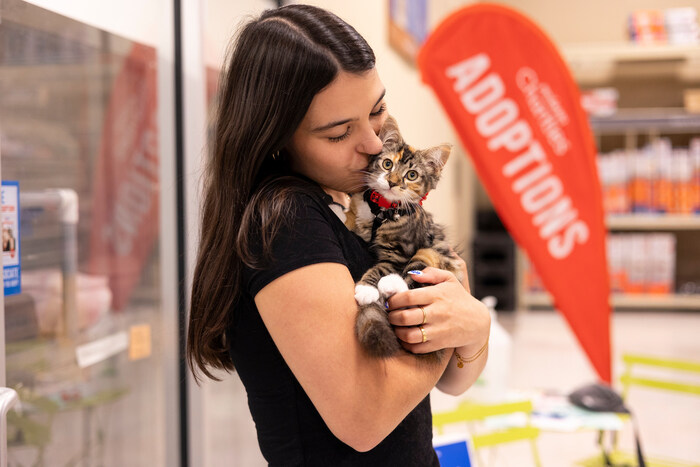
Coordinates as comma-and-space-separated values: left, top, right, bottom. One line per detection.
367, 189, 428, 209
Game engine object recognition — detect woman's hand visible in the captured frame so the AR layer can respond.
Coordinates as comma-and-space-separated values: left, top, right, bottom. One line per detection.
386, 267, 490, 356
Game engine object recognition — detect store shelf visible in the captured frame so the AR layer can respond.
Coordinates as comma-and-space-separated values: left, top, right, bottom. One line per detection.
522, 292, 700, 310
563, 42, 700, 63
561, 42, 700, 83
606, 214, 700, 230
590, 108, 700, 134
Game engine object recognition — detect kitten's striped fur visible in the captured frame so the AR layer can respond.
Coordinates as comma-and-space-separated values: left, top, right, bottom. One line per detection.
346, 115, 463, 359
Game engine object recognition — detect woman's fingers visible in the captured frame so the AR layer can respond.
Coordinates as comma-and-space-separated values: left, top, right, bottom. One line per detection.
384, 266, 488, 353
406, 267, 455, 285
387, 284, 444, 311
393, 325, 441, 355
386, 267, 461, 310
393, 325, 427, 344
387, 306, 427, 326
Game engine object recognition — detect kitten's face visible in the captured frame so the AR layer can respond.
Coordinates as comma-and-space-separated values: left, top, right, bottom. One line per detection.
366, 116, 451, 204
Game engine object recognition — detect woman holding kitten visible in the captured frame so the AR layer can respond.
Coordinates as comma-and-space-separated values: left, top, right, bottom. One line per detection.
187, 4, 490, 466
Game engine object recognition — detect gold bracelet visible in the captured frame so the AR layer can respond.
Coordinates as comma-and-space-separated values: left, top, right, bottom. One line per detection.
454, 338, 489, 368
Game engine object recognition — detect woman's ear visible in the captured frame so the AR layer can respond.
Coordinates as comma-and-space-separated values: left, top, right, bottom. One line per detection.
379, 114, 402, 150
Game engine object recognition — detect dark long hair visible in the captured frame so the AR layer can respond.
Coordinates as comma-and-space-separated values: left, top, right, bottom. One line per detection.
187, 5, 376, 382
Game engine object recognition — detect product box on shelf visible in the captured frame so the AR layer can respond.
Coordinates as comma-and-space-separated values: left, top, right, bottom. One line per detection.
524, 233, 677, 295
597, 138, 700, 216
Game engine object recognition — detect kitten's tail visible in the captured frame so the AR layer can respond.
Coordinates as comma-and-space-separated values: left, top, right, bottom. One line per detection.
355, 302, 400, 357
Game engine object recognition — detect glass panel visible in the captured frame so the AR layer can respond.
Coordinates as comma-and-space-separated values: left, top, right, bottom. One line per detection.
1, 1, 170, 465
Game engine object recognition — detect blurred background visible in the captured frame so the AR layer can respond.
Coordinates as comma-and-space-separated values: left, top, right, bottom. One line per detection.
0, 0, 698, 466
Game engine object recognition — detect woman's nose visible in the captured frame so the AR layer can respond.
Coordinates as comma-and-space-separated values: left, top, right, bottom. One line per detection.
358, 126, 383, 155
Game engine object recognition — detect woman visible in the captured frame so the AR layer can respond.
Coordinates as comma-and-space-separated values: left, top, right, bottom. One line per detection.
187, 4, 490, 466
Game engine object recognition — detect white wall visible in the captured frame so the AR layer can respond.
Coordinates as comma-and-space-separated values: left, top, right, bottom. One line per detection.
203, 0, 276, 67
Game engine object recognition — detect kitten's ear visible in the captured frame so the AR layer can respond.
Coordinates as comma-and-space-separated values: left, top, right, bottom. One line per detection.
428, 143, 452, 167
379, 115, 402, 150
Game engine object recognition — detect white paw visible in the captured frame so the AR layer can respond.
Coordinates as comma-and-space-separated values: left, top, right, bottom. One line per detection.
355, 284, 380, 305
377, 274, 409, 298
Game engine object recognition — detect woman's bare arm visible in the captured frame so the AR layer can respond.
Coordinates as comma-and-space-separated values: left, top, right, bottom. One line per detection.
254, 262, 449, 452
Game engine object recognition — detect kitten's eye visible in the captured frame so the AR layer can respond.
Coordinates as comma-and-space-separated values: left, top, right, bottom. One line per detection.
405, 170, 418, 181
382, 159, 393, 170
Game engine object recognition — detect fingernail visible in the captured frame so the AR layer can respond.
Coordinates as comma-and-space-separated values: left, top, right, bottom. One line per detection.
407, 270, 423, 276
384, 301, 389, 309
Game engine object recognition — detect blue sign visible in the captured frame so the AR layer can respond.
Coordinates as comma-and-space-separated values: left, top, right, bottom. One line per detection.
2, 181, 21, 296
434, 434, 476, 467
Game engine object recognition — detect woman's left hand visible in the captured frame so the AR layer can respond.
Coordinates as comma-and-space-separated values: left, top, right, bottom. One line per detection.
386, 267, 490, 355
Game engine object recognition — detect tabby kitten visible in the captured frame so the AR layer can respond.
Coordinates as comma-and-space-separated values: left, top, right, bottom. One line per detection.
345, 115, 463, 358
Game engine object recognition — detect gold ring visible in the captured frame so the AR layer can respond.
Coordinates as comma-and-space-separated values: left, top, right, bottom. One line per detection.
419, 326, 427, 343
420, 306, 427, 325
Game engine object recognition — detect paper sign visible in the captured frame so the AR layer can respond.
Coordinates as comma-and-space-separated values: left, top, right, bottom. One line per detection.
418, 4, 611, 382
2, 181, 21, 296
76, 331, 129, 368
128, 323, 152, 361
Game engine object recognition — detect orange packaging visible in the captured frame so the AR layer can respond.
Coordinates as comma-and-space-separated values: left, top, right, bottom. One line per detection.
647, 234, 676, 294
607, 234, 626, 293
524, 258, 545, 293
597, 155, 611, 213
610, 152, 630, 214
631, 152, 654, 213
623, 234, 646, 294
651, 139, 674, 213
672, 151, 693, 214
654, 176, 673, 213
628, 10, 667, 44
691, 140, 700, 213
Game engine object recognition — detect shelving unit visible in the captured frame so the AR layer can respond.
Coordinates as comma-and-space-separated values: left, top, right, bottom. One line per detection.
522, 291, 700, 310
606, 215, 700, 230
562, 42, 700, 64
589, 108, 700, 134
561, 42, 700, 83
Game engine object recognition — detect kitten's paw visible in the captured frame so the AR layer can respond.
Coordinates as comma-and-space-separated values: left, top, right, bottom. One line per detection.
354, 284, 380, 306
377, 274, 409, 298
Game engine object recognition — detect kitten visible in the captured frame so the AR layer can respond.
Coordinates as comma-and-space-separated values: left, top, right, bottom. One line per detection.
345, 115, 463, 359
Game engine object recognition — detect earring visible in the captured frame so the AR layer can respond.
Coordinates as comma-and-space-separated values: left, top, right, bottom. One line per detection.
272, 150, 280, 161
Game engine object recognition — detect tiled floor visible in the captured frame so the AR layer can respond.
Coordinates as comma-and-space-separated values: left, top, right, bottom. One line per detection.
204, 309, 700, 466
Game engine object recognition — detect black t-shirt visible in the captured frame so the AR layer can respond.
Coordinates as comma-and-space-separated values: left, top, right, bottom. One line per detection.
227, 180, 439, 467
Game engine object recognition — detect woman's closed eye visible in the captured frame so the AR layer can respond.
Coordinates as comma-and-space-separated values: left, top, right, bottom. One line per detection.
328, 102, 385, 142
328, 126, 351, 142
370, 102, 386, 117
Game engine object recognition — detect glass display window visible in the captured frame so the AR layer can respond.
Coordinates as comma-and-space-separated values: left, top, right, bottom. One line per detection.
0, 1, 178, 465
